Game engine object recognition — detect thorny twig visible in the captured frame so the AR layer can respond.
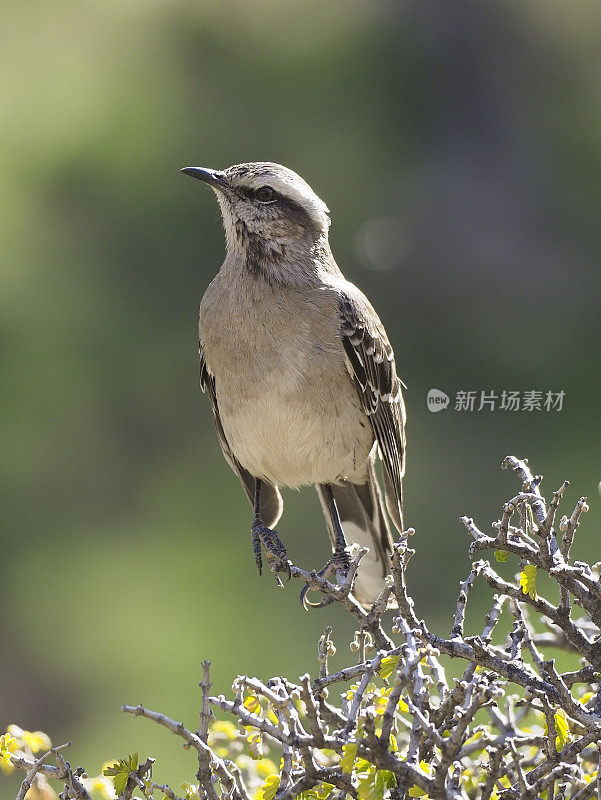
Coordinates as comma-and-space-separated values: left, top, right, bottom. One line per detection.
10, 456, 599, 800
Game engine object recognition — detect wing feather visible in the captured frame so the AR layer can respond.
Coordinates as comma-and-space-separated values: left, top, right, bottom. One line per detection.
338, 293, 406, 531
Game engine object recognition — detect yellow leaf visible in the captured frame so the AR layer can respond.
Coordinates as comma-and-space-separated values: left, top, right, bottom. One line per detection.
554, 709, 570, 751
0, 732, 18, 775
22, 731, 51, 754
84, 774, 116, 800
244, 695, 261, 714
256, 759, 279, 779
0, 756, 15, 776
543, 708, 570, 751
464, 730, 484, 746
0, 733, 17, 760
407, 760, 431, 795
210, 720, 238, 740
373, 689, 392, 715
247, 732, 264, 760
520, 564, 537, 599
260, 775, 280, 800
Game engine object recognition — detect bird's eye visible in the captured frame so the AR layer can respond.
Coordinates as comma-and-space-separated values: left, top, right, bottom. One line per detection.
255, 186, 276, 203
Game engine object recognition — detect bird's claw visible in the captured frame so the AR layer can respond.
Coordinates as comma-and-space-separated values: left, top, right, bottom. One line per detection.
300, 582, 335, 609
251, 520, 291, 581
300, 547, 351, 609
331, 546, 351, 582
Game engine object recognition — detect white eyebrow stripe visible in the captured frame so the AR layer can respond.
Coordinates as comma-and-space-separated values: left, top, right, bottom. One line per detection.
244, 171, 330, 220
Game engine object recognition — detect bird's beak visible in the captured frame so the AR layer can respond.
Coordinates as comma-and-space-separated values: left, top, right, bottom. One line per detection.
180, 166, 228, 191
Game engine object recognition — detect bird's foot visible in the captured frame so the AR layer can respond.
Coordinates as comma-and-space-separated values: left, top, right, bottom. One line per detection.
251, 519, 291, 584
300, 547, 351, 609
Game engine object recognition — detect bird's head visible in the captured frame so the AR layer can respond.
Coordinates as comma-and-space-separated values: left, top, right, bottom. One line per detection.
181, 162, 331, 255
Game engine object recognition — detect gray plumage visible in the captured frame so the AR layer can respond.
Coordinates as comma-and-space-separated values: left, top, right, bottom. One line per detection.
184, 162, 406, 607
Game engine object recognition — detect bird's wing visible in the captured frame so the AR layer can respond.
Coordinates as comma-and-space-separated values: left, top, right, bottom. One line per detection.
199, 338, 282, 527
338, 291, 406, 532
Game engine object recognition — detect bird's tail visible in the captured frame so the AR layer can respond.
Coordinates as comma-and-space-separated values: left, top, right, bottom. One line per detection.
316, 460, 400, 609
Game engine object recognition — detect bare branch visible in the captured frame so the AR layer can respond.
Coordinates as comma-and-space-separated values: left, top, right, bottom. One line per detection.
12, 455, 601, 800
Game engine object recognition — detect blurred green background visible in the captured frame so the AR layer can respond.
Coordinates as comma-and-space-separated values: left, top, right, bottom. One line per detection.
2, 0, 601, 794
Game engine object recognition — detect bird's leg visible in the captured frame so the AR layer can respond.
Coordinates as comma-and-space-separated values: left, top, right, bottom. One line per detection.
251, 478, 291, 582
301, 484, 351, 608
324, 483, 351, 574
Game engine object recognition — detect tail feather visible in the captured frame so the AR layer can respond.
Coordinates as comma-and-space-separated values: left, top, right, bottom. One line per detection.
316, 461, 398, 609
383, 464, 404, 533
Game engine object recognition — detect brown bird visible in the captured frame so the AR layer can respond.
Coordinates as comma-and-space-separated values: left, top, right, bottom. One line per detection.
182, 162, 406, 608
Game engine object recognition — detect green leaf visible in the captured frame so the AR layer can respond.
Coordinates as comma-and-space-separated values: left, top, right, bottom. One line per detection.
520, 564, 537, 599
356, 768, 396, 800
494, 550, 508, 562
379, 770, 396, 790
300, 784, 335, 800
378, 656, 399, 680
340, 742, 358, 773
103, 754, 138, 797
356, 777, 373, 800
315, 783, 334, 800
